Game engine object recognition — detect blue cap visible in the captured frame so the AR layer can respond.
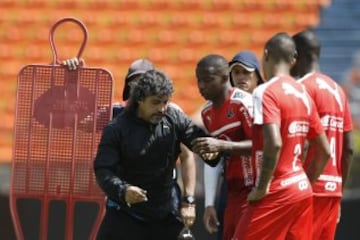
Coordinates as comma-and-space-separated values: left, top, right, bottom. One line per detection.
229, 50, 263, 83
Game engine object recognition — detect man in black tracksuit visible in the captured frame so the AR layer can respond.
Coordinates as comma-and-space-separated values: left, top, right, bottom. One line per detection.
94, 69, 221, 240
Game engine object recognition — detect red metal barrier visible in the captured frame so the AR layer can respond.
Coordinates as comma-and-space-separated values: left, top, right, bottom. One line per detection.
10, 17, 113, 240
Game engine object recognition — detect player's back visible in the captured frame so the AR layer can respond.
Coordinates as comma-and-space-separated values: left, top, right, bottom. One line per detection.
252, 76, 321, 204
299, 72, 353, 196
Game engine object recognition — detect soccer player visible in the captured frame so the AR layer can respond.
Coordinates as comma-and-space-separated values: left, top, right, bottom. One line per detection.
201, 51, 263, 240
94, 69, 222, 239
291, 29, 354, 240
233, 32, 331, 240
191, 54, 254, 240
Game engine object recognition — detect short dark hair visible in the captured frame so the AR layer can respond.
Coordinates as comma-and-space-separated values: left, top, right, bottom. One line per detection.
293, 29, 321, 59
196, 54, 229, 78
127, 69, 174, 110
265, 32, 297, 63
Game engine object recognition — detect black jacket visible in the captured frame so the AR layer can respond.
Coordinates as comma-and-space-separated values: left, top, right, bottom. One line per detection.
94, 105, 219, 220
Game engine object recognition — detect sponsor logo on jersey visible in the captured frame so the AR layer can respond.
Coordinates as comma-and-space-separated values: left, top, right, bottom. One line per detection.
298, 180, 309, 191
324, 182, 337, 191
282, 82, 311, 115
316, 77, 343, 111
280, 173, 307, 187
288, 121, 309, 136
227, 108, 234, 119
318, 174, 342, 183
320, 115, 344, 132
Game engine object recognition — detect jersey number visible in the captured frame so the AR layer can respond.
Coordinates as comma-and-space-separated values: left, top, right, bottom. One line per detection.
292, 144, 301, 171
329, 137, 336, 166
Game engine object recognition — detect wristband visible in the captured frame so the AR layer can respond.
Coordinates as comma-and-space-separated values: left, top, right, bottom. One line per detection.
182, 195, 196, 205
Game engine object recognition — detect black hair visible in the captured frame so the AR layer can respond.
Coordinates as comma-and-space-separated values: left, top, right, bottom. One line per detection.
122, 75, 138, 101
127, 69, 174, 111
293, 29, 321, 61
265, 32, 297, 63
196, 54, 229, 78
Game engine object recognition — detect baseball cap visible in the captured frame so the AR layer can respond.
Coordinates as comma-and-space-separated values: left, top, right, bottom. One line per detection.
123, 58, 154, 101
126, 58, 154, 79
229, 51, 259, 72
229, 50, 263, 84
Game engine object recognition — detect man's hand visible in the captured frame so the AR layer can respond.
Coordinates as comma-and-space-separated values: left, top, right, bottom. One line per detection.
203, 206, 220, 234
124, 185, 148, 205
62, 57, 81, 70
192, 137, 222, 154
181, 204, 196, 227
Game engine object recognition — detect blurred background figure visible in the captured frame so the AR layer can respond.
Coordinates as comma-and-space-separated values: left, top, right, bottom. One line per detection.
342, 50, 360, 129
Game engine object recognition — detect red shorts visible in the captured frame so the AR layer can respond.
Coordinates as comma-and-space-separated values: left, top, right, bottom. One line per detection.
312, 196, 341, 240
233, 197, 313, 240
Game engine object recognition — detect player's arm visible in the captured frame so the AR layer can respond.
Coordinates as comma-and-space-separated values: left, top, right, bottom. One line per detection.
191, 137, 251, 155
341, 131, 354, 189
248, 123, 281, 202
203, 159, 223, 234
178, 144, 197, 227
305, 99, 331, 185
306, 133, 331, 184
342, 98, 354, 189
179, 144, 196, 198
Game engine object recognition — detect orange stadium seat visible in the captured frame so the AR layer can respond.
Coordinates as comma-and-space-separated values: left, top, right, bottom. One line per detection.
208, 0, 242, 11
175, 0, 207, 11
143, 0, 174, 9
156, 30, 178, 45
168, 12, 199, 29
136, 11, 168, 29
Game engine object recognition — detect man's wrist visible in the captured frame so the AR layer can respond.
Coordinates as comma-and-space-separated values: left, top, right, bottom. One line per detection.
182, 195, 196, 205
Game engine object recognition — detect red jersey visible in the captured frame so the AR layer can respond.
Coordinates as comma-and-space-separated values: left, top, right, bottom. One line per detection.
252, 76, 324, 205
201, 87, 254, 190
299, 72, 353, 197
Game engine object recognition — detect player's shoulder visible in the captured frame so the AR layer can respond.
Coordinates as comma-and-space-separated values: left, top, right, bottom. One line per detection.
229, 88, 253, 110
316, 72, 342, 88
299, 72, 337, 86
230, 87, 252, 101
201, 101, 213, 115
252, 76, 279, 97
